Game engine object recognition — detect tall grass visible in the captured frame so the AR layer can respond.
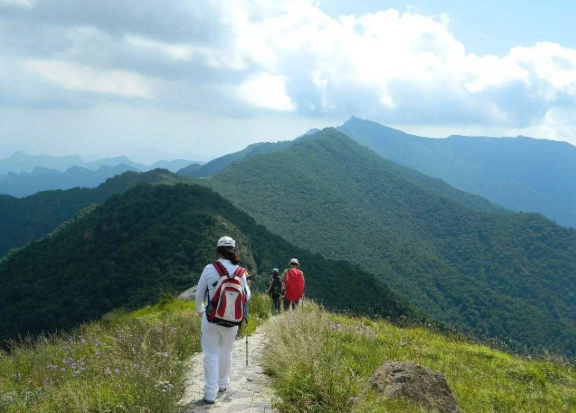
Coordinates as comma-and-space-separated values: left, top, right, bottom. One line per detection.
263, 305, 576, 413
0, 293, 270, 413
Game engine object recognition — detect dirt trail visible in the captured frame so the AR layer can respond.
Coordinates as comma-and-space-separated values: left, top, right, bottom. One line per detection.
179, 324, 276, 412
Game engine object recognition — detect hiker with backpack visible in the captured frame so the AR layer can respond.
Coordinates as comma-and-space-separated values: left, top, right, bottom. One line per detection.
195, 236, 251, 404
282, 258, 305, 311
266, 268, 283, 315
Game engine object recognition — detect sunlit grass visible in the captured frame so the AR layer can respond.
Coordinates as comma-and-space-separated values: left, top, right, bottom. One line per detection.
0, 293, 270, 413
263, 304, 576, 413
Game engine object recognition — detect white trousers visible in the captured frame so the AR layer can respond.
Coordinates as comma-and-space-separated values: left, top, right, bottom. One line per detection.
201, 315, 239, 401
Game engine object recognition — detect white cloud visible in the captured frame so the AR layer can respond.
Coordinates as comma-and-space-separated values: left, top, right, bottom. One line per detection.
0, 0, 33, 9
124, 35, 193, 61
3, 0, 576, 146
237, 73, 296, 112
24, 59, 156, 99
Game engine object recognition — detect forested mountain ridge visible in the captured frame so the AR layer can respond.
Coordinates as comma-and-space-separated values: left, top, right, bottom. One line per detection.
205, 128, 576, 355
0, 169, 188, 258
178, 141, 293, 178
0, 183, 416, 347
338, 116, 576, 228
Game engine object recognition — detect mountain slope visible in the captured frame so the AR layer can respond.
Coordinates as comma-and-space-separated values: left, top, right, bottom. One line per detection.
0, 164, 139, 198
205, 128, 576, 355
0, 169, 188, 258
338, 117, 576, 228
0, 183, 416, 346
148, 159, 202, 172
178, 141, 293, 178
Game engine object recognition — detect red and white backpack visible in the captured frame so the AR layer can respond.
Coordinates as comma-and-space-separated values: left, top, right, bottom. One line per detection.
206, 261, 247, 327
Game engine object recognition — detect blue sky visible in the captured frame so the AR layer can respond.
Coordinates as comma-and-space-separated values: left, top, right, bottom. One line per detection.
326, 0, 576, 56
1, 0, 576, 162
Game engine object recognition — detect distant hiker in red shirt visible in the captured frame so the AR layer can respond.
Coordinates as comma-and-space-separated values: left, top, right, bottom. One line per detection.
282, 258, 305, 311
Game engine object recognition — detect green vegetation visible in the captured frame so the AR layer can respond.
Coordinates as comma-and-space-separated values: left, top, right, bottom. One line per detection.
0, 183, 416, 347
0, 169, 189, 257
264, 305, 576, 413
206, 128, 576, 355
0, 293, 270, 413
338, 116, 576, 228
178, 140, 293, 178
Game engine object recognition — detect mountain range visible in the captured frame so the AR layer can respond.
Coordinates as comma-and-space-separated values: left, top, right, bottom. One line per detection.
338, 117, 576, 228
0, 153, 203, 197
204, 128, 576, 355
0, 169, 189, 258
2, 121, 576, 357
0, 182, 415, 347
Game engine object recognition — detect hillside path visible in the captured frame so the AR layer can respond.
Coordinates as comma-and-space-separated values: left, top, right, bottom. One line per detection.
179, 323, 276, 413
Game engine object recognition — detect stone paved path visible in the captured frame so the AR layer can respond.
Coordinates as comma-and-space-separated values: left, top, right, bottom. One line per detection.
179, 324, 276, 412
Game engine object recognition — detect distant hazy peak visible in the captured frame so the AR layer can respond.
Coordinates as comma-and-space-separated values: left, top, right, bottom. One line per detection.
340, 116, 410, 136
295, 128, 321, 140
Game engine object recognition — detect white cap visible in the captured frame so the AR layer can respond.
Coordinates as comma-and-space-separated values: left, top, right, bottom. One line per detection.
289, 258, 299, 265
217, 236, 236, 248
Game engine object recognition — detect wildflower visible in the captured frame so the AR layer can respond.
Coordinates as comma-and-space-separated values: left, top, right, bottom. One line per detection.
46, 365, 58, 370
71, 363, 78, 369
64, 358, 73, 365
349, 396, 360, 405
81, 338, 87, 344
60, 368, 66, 372
105, 368, 112, 376
43, 378, 50, 387
13, 373, 21, 380
114, 369, 120, 374
155, 381, 174, 393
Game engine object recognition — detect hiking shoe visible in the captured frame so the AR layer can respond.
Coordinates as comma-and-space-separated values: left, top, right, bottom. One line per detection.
203, 397, 216, 404
218, 387, 227, 393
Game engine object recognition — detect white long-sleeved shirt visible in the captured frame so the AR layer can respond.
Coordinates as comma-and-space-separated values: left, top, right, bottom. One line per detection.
195, 258, 251, 313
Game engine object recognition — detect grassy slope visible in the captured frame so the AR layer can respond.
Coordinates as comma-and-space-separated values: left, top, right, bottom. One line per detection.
264, 306, 576, 413
205, 128, 576, 355
0, 294, 270, 413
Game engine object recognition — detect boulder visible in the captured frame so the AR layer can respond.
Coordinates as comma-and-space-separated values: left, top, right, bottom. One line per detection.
370, 361, 460, 413
178, 285, 198, 300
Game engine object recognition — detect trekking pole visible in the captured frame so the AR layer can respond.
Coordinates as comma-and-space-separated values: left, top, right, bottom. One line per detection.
245, 314, 249, 367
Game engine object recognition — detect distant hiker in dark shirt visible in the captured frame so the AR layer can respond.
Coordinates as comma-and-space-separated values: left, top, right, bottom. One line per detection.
282, 258, 305, 311
266, 268, 283, 315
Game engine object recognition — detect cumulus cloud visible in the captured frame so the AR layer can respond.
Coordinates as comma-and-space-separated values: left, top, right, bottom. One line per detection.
24, 59, 156, 99
1, 0, 576, 146
237, 73, 297, 111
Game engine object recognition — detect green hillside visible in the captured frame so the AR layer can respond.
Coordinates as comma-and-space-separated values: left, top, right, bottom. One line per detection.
205, 128, 576, 355
0, 183, 416, 347
265, 306, 576, 413
178, 141, 293, 178
338, 117, 576, 228
0, 169, 188, 258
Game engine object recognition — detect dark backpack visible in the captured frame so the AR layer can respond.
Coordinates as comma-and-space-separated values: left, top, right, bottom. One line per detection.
271, 277, 283, 298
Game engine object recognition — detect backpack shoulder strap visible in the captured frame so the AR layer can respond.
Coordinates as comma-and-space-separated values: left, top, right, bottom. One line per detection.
213, 261, 228, 277
234, 267, 246, 277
